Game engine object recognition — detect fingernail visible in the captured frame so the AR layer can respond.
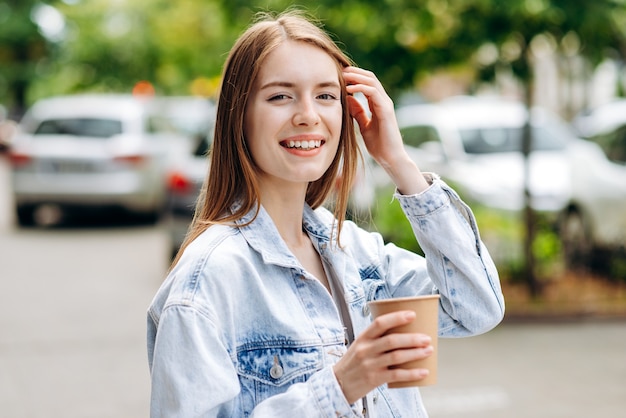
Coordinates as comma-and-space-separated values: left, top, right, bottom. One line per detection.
404, 311, 416, 320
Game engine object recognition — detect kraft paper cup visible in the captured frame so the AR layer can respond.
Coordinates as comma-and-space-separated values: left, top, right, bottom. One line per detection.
368, 295, 440, 387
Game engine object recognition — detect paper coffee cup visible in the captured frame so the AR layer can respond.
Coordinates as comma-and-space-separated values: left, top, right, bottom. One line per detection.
368, 295, 440, 387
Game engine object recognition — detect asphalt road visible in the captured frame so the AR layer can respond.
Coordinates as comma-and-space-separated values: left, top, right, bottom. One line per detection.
1, 156, 625, 417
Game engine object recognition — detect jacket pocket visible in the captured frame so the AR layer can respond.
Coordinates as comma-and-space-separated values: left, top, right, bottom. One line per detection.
236, 343, 323, 407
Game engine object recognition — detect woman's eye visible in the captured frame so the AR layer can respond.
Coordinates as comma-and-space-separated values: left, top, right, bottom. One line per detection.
318, 93, 338, 100
268, 94, 289, 101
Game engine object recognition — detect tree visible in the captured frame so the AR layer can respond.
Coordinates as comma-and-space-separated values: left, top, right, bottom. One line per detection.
27, 0, 239, 100
0, 0, 50, 118
452, 0, 626, 296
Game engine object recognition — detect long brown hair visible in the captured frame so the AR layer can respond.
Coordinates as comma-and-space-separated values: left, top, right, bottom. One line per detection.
172, 10, 360, 268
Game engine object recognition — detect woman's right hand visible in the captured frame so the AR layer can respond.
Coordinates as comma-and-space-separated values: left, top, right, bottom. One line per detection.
332, 310, 434, 404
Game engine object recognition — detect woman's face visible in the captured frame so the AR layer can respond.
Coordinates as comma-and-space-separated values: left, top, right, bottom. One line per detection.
244, 40, 343, 194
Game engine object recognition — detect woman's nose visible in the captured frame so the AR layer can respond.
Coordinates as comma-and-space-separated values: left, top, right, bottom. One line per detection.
292, 97, 320, 126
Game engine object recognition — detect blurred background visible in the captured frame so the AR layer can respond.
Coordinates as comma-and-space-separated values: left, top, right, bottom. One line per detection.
1, 0, 625, 417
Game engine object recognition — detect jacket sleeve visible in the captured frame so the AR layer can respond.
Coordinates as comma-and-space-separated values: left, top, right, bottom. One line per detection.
379, 174, 505, 336
148, 304, 360, 418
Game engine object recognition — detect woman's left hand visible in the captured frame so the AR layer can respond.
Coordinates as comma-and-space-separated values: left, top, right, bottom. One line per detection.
343, 67, 429, 195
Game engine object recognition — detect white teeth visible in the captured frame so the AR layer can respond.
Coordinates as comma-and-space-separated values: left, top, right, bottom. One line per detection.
284, 139, 322, 149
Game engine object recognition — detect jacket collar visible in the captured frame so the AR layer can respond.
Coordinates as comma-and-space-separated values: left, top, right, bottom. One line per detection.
232, 202, 334, 268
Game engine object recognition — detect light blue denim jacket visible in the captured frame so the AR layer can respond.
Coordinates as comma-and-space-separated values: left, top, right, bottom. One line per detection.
147, 175, 505, 417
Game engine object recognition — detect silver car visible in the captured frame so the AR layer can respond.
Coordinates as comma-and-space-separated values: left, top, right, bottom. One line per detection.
9, 94, 194, 226
565, 100, 626, 267
396, 96, 573, 213
160, 99, 216, 258
396, 96, 626, 268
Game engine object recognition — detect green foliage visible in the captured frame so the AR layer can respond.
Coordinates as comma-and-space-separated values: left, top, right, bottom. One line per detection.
609, 252, 626, 282
29, 0, 233, 100
467, 203, 564, 282
369, 186, 424, 255
4, 0, 626, 114
0, 0, 48, 113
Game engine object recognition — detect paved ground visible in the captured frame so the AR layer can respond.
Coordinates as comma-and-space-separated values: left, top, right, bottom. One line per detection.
422, 319, 626, 417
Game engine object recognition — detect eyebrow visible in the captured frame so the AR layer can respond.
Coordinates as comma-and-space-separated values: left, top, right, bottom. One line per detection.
259, 80, 341, 90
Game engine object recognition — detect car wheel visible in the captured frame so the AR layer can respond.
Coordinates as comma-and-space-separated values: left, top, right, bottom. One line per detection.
141, 209, 163, 225
560, 209, 593, 269
16, 205, 35, 227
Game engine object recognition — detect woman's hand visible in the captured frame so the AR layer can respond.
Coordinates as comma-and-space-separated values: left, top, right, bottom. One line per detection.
332, 310, 434, 404
343, 67, 429, 195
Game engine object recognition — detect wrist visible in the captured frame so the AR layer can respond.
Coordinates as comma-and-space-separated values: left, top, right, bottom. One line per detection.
384, 156, 429, 195
333, 365, 358, 405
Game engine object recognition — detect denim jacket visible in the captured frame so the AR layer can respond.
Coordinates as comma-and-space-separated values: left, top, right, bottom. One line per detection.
147, 175, 505, 417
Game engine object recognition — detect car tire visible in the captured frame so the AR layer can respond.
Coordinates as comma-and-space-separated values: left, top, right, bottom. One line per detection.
16, 205, 35, 227
142, 208, 164, 225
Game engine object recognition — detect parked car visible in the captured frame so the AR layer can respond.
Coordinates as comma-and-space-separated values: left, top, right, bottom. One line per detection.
396, 96, 626, 268
0, 121, 17, 156
396, 96, 573, 213
8, 94, 196, 226
563, 100, 626, 267
163, 103, 215, 258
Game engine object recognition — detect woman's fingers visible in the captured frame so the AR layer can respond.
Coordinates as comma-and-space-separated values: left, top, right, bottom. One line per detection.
346, 95, 368, 128
333, 322, 434, 403
343, 66, 381, 88
380, 340, 434, 367
343, 67, 391, 105
359, 310, 416, 340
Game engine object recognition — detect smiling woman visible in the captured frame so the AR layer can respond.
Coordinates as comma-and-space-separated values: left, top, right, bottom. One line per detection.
147, 9, 504, 418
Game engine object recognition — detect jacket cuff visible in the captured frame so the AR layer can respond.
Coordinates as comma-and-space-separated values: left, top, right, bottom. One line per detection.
309, 366, 360, 417
393, 173, 451, 217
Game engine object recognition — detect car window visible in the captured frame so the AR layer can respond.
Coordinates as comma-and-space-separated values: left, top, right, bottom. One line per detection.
400, 125, 440, 148
460, 126, 567, 154
147, 115, 213, 138
35, 118, 123, 138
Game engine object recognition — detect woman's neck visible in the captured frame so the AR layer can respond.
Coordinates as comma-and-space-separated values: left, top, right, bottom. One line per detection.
258, 183, 309, 248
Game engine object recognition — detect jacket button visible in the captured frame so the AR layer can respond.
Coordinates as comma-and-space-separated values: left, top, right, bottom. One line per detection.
362, 304, 370, 316
270, 355, 283, 379
270, 363, 283, 379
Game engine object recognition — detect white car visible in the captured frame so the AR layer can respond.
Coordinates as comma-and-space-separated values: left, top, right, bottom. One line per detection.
396, 96, 626, 267
564, 100, 626, 266
9, 94, 196, 226
163, 104, 216, 258
396, 96, 573, 213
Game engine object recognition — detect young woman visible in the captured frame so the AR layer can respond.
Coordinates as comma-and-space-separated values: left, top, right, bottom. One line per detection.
147, 10, 504, 418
